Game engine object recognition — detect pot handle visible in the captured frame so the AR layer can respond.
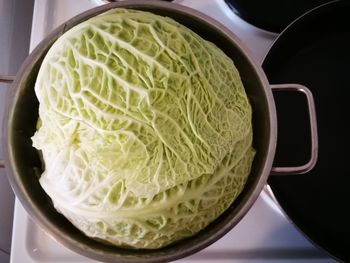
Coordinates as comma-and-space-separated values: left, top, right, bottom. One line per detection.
270, 84, 318, 175
0, 79, 319, 173
0, 75, 15, 84
0, 75, 15, 168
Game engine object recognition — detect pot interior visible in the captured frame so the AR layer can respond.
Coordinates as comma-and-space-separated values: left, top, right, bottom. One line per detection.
4, 2, 274, 262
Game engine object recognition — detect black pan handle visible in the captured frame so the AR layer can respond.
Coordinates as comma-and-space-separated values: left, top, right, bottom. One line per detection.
0, 74, 15, 168
270, 84, 318, 175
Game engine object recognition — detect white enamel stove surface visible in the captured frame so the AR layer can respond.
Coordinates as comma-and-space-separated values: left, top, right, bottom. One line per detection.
11, 0, 334, 262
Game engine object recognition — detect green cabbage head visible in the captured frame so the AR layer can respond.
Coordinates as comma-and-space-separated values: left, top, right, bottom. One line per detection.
32, 8, 255, 249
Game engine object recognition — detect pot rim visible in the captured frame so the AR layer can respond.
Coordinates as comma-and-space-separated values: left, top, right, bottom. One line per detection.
3, 1, 277, 262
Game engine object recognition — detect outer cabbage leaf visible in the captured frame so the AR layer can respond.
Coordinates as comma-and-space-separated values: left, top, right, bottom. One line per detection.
32, 9, 255, 249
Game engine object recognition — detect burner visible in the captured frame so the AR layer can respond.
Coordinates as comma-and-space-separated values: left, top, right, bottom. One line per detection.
224, 0, 331, 33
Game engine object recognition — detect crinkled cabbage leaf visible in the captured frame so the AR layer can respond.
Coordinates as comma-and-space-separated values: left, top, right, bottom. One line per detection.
32, 9, 255, 249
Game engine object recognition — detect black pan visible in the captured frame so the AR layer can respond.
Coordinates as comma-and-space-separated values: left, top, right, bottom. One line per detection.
263, 1, 350, 262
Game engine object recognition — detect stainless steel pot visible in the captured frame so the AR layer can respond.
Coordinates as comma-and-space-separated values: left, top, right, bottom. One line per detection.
0, 1, 318, 262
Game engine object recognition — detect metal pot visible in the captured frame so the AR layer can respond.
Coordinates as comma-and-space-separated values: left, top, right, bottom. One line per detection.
0, 1, 318, 262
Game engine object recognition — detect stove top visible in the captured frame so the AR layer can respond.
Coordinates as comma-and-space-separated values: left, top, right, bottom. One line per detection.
10, 0, 334, 262
223, 0, 331, 33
